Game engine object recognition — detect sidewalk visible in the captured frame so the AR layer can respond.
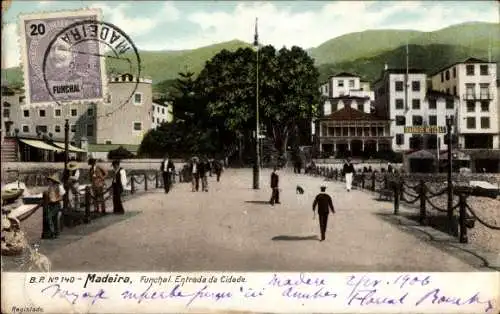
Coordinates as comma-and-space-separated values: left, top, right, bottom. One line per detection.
17, 169, 488, 272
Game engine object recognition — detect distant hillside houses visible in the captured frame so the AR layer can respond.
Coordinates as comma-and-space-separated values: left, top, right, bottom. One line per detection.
315, 57, 500, 173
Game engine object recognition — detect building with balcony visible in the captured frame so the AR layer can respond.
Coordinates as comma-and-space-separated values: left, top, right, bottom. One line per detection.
320, 72, 375, 101
372, 68, 456, 152
430, 58, 498, 149
315, 102, 391, 157
151, 101, 173, 129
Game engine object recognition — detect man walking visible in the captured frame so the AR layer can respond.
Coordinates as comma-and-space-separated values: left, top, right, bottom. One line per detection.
342, 157, 355, 192
89, 158, 108, 214
189, 157, 200, 192
312, 185, 335, 241
160, 154, 175, 193
269, 166, 280, 205
111, 160, 126, 214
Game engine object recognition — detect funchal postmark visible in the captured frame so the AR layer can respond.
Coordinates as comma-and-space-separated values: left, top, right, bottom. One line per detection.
19, 9, 141, 109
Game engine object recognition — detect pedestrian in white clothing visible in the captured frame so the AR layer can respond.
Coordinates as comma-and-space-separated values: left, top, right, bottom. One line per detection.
342, 157, 355, 192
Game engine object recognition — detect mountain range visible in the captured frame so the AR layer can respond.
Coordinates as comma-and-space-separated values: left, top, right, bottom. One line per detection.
2, 21, 498, 90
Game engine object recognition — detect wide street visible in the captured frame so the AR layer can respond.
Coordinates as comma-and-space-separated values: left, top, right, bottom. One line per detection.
13, 168, 492, 272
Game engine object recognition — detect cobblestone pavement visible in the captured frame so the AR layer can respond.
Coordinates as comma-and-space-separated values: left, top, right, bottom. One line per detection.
16, 169, 486, 272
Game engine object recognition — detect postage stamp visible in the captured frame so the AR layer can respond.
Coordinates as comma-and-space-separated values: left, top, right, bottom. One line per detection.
18, 9, 106, 106
44, 19, 142, 110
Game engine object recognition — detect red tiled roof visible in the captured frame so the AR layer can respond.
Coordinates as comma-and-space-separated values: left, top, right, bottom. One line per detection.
320, 105, 388, 121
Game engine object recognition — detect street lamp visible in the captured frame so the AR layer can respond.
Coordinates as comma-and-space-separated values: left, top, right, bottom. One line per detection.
445, 115, 454, 232
253, 17, 260, 190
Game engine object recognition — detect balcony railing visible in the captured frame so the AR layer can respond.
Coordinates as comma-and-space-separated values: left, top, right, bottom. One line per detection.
463, 93, 494, 100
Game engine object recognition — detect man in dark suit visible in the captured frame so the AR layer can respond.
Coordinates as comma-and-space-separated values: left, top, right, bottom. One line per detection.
312, 185, 335, 241
189, 157, 200, 192
269, 166, 280, 205
160, 154, 175, 193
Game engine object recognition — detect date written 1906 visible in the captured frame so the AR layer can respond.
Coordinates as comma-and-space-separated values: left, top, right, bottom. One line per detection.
29, 275, 80, 284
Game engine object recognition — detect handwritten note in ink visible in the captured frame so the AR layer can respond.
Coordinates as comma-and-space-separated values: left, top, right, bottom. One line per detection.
0, 272, 498, 313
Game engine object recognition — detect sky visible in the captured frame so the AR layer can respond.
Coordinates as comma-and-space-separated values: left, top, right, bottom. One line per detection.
2, 0, 498, 68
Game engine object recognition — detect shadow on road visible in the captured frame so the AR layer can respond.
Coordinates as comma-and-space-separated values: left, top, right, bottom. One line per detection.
245, 201, 270, 205
272, 235, 319, 241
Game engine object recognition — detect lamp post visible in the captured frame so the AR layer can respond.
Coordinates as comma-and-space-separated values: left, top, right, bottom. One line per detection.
445, 116, 453, 232
253, 18, 260, 190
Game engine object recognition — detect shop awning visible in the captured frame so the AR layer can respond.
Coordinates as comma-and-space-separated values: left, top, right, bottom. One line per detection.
53, 142, 87, 153
19, 139, 64, 152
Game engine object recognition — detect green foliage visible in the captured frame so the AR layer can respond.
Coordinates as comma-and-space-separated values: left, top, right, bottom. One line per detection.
108, 146, 134, 160
196, 45, 320, 155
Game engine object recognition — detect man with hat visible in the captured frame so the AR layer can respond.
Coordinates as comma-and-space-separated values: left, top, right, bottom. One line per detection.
312, 184, 335, 241
64, 161, 80, 210
42, 174, 66, 239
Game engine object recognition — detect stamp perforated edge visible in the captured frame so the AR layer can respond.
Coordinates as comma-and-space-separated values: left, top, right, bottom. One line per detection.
17, 7, 108, 108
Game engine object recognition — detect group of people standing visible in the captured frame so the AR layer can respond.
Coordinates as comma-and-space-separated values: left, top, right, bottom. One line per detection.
42, 158, 127, 239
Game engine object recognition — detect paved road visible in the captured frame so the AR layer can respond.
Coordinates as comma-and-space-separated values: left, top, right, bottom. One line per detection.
15, 169, 485, 272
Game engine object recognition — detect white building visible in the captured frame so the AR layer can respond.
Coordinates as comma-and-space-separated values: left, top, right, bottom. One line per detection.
151, 101, 173, 129
320, 72, 374, 101
430, 58, 499, 149
373, 68, 458, 152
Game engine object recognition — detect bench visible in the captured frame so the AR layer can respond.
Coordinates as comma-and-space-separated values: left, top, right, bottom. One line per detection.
378, 188, 393, 201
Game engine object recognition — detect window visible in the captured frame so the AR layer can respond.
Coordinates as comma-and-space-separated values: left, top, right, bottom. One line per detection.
395, 116, 406, 126
337, 80, 344, 87
479, 83, 489, 99
445, 70, 450, 80
428, 99, 436, 109
86, 124, 94, 137
466, 64, 474, 75
36, 125, 47, 133
70, 124, 76, 133
480, 65, 488, 75
71, 109, 77, 116
134, 93, 143, 104
428, 115, 437, 125
453, 86, 457, 95
395, 99, 404, 109
395, 81, 404, 91
412, 99, 420, 109
412, 81, 420, 91
466, 117, 476, 129
396, 134, 404, 145
105, 140, 112, 145
440, 72, 444, 82
452, 67, 456, 78
481, 101, 489, 112
445, 99, 454, 109
412, 115, 423, 126
3, 109, 9, 118
87, 108, 94, 116
465, 83, 475, 98
23, 110, 29, 117
480, 117, 490, 129
54, 109, 61, 117
133, 122, 142, 131
349, 80, 355, 88
54, 125, 61, 133
22, 125, 29, 133
466, 101, 475, 112
39, 109, 46, 117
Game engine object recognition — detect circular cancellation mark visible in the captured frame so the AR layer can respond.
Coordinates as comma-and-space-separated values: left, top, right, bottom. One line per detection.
42, 20, 142, 112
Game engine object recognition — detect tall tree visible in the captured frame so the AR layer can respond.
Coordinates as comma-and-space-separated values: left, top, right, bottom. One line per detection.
196, 45, 321, 159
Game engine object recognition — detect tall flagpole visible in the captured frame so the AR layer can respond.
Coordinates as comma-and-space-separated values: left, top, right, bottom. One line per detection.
252, 17, 260, 189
